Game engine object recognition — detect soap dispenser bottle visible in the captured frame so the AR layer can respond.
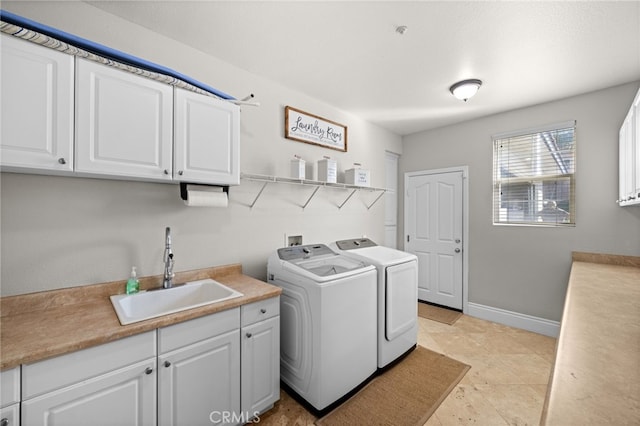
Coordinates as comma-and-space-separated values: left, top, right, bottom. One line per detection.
126, 266, 139, 295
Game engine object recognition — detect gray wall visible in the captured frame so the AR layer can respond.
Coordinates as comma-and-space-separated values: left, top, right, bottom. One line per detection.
0, 2, 402, 296
401, 82, 640, 322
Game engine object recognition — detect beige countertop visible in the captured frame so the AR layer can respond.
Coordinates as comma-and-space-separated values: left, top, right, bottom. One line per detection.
0, 264, 281, 370
541, 252, 640, 425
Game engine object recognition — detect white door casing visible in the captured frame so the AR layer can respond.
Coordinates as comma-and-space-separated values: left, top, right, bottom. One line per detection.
405, 168, 467, 310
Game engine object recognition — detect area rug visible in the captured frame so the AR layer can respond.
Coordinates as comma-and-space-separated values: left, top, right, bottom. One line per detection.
418, 302, 462, 325
315, 346, 470, 426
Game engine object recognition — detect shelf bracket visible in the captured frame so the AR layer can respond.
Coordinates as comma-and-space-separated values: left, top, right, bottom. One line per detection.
248, 181, 269, 208
366, 190, 387, 210
338, 189, 358, 209
301, 186, 321, 209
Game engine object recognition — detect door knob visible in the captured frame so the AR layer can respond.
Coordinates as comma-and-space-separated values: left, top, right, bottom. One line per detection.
455, 248, 461, 253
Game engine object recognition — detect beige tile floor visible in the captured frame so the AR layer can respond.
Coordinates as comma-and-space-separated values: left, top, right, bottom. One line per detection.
420, 315, 557, 426
260, 314, 557, 426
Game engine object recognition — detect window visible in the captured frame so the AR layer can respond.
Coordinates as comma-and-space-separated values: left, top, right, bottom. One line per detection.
493, 121, 576, 226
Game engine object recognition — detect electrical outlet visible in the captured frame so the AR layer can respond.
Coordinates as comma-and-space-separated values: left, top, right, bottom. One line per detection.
286, 234, 303, 246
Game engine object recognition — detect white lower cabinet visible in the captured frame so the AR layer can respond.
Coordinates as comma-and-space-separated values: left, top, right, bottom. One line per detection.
22, 359, 156, 426
1, 366, 21, 426
158, 308, 240, 426
0, 404, 19, 426
21, 332, 157, 426
14, 298, 280, 426
241, 298, 280, 420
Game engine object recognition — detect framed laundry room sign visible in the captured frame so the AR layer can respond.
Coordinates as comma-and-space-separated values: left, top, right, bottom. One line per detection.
285, 106, 348, 152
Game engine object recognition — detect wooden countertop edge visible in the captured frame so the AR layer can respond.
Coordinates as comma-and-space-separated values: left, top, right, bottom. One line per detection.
0, 264, 282, 370
571, 251, 640, 268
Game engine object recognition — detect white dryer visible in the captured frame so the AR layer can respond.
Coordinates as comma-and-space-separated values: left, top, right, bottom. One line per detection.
267, 244, 377, 414
332, 238, 418, 369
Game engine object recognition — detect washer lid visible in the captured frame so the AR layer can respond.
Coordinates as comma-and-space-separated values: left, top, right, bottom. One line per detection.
292, 255, 367, 277
277, 243, 370, 278
338, 245, 417, 265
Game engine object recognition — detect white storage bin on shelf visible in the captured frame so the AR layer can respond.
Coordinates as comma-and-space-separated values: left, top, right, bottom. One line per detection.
317, 157, 337, 183
345, 164, 370, 187
290, 156, 306, 180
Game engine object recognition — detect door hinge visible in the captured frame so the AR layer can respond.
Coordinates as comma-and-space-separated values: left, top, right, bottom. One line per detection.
407, 235, 410, 242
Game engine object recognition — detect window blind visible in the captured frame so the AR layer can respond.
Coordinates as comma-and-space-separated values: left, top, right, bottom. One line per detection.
493, 121, 576, 226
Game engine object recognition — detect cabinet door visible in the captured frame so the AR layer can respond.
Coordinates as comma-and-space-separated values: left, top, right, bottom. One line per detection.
0, 404, 19, 426
241, 316, 280, 418
75, 58, 173, 181
159, 329, 240, 426
633, 93, 640, 200
620, 110, 635, 204
21, 358, 156, 426
0, 34, 74, 173
174, 88, 240, 185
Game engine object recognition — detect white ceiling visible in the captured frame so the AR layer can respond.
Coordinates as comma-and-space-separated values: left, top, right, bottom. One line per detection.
86, 1, 640, 136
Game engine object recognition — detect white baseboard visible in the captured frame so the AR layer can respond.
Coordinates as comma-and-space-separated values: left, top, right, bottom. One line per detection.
466, 302, 560, 337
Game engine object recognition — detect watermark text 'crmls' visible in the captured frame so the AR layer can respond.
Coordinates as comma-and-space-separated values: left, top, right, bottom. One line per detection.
210, 410, 261, 424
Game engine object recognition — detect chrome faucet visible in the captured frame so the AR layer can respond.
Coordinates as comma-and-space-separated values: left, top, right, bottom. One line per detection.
163, 227, 175, 289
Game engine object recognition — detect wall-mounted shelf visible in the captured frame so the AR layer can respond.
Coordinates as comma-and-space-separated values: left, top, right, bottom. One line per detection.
240, 173, 388, 210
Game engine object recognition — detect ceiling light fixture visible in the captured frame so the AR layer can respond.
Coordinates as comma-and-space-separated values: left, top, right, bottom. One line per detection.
449, 79, 482, 102
396, 25, 408, 35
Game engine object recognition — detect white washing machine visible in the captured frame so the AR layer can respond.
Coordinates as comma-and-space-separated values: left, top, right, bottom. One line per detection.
267, 244, 377, 414
332, 238, 418, 369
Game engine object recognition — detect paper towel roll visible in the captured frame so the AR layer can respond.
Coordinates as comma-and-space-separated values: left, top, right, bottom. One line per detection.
183, 185, 228, 207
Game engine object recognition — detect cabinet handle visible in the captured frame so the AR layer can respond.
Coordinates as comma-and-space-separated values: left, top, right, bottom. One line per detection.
164, 361, 171, 368
260, 308, 267, 314
163, 169, 169, 175
1, 417, 9, 426
178, 170, 184, 176
145, 367, 153, 375
58, 158, 66, 165
246, 332, 252, 338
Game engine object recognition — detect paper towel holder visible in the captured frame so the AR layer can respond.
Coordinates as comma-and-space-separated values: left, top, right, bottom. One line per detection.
180, 182, 229, 201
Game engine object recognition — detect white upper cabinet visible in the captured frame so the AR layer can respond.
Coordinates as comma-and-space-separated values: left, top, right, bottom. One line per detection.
174, 88, 240, 185
75, 58, 174, 181
2, 37, 240, 187
0, 34, 74, 173
633, 93, 640, 200
618, 88, 640, 206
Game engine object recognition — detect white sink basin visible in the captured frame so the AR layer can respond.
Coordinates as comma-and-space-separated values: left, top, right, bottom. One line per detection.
110, 279, 243, 325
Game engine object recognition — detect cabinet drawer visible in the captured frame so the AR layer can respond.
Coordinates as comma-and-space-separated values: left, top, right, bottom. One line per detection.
241, 297, 279, 327
22, 331, 156, 399
0, 367, 20, 407
159, 307, 239, 354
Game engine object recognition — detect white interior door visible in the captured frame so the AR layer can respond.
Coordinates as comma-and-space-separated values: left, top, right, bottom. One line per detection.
405, 170, 463, 309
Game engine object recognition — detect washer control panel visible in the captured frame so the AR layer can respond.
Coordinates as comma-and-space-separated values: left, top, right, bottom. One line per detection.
277, 244, 334, 260
335, 238, 377, 251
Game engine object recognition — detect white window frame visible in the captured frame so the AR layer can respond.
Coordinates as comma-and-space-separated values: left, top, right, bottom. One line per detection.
492, 120, 576, 227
